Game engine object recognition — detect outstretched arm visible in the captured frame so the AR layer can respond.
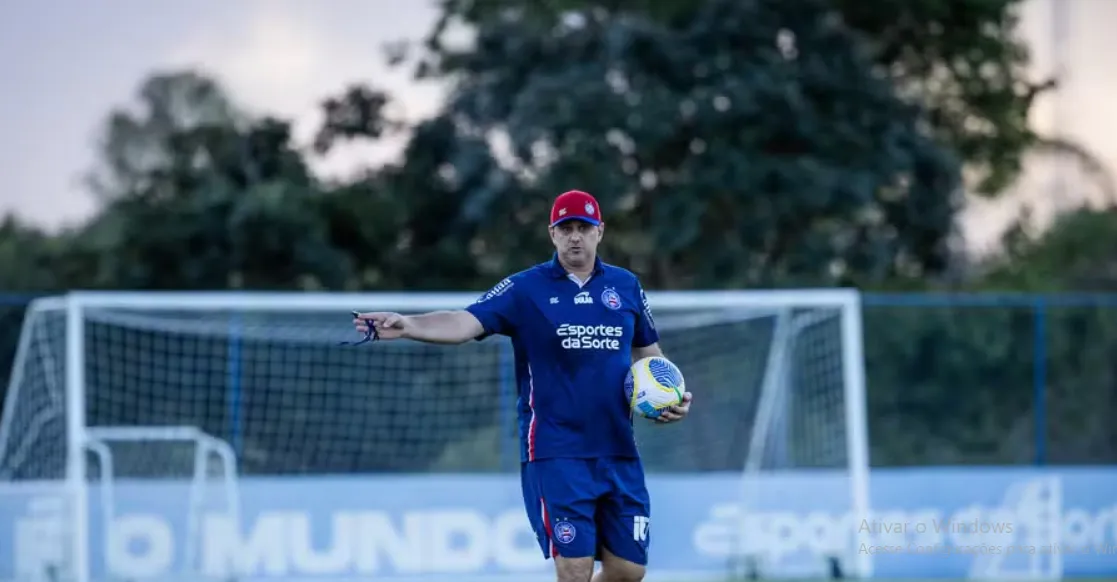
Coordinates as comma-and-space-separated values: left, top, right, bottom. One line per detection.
353, 310, 484, 345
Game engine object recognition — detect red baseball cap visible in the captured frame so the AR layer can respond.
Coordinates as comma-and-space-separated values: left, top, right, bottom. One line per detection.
549, 190, 602, 227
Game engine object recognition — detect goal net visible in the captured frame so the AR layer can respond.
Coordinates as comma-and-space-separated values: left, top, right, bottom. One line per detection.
0, 290, 870, 582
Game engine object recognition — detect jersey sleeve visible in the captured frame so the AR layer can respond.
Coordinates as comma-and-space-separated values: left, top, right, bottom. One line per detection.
633, 278, 659, 348
465, 276, 519, 340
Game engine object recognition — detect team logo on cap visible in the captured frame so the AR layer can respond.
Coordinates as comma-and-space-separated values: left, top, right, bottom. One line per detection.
585, 203, 595, 215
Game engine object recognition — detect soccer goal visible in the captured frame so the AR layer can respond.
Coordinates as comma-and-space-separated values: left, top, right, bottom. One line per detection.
0, 290, 871, 582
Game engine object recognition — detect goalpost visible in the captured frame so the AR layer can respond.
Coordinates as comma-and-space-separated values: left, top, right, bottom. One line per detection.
0, 289, 871, 582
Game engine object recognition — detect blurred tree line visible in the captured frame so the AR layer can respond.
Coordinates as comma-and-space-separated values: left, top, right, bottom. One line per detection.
2, 0, 1116, 471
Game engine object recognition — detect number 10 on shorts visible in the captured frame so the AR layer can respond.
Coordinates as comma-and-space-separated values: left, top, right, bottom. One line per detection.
633, 515, 649, 542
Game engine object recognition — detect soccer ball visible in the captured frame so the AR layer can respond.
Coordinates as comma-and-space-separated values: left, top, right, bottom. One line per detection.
625, 356, 686, 419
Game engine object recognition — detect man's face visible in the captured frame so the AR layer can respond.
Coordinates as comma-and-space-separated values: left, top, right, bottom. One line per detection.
549, 219, 604, 267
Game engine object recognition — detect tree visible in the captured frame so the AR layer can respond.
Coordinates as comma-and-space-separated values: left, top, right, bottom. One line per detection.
400, 0, 966, 288
81, 71, 353, 290
990, 208, 1117, 291
984, 208, 1117, 463
861, 208, 1117, 467
425, 0, 1046, 197
311, 86, 513, 290
0, 216, 63, 291
86, 71, 243, 203
829, 0, 1046, 197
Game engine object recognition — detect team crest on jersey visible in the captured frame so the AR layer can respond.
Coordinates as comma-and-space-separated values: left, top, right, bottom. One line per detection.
554, 520, 577, 544
601, 288, 622, 310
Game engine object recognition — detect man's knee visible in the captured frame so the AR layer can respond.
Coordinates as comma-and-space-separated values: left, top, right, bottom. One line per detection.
595, 547, 646, 582
554, 555, 595, 582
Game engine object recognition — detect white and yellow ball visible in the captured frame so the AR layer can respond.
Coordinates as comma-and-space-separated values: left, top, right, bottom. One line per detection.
625, 356, 686, 419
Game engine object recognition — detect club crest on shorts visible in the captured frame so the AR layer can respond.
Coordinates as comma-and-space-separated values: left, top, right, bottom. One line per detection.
554, 520, 577, 544
601, 288, 622, 310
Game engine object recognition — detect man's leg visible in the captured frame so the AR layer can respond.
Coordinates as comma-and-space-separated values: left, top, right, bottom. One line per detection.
522, 458, 604, 582
555, 555, 596, 582
593, 547, 645, 582
593, 457, 651, 582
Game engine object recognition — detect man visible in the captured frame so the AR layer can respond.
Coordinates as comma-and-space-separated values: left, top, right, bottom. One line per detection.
353, 190, 692, 582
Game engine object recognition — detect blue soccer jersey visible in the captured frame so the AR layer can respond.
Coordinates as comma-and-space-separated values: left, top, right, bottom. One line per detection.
466, 254, 660, 461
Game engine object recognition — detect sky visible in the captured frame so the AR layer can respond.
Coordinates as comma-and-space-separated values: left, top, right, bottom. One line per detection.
0, 0, 1113, 255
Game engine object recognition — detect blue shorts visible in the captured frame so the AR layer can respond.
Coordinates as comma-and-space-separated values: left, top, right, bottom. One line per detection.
521, 457, 651, 565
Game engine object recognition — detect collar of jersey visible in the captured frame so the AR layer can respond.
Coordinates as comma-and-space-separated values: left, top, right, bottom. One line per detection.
548, 253, 605, 279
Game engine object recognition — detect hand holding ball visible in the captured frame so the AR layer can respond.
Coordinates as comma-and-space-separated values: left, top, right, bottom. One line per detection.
626, 356, 689, 422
